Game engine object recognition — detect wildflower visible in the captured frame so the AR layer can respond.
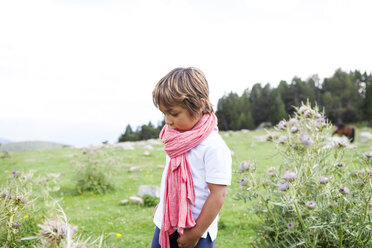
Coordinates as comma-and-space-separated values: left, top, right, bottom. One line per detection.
267, 167, 276, 177
240, 178, 248, 186
16, 195, 23, 203
319, 176, 329, 184
301, 135, 314, 146
359, 168, 372, 176
336, 161, 345, 168
279, 182, 290, 191
116, 233, 122, 238
24, 215, 29, 219
239, 161, 251, 171
38, 219, 77, 242
288, 118, 297, 126
12, 171, 17, 177
306, 201, 316, 209
287, 222, 295, 229
316, 118, 326, 128
12, 222, 21, 228
298, 106, 308, 113
1, 190, 9, 198
265, 134, 273, 141
290, 126, 298, 133
353, 179, 364, 186
304, 110, 314, 118
278, 136, 287, 144
336, 140, 347, 148
282, 170, 297, 181
278, 120, 287, 129
364, 151, 372, 158
339, 186, 350, 195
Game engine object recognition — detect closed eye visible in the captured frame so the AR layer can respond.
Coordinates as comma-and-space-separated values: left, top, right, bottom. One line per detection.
171, 113, 179, 117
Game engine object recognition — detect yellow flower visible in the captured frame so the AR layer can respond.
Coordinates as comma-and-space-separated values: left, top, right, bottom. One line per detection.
24, 215, 29, 219
116, 233, 122, 238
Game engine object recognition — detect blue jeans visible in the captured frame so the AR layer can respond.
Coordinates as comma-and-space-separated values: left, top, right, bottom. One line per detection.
151, 227, 216, 248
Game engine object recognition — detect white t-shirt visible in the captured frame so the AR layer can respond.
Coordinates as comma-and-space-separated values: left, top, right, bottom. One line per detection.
153, 127, 232, 241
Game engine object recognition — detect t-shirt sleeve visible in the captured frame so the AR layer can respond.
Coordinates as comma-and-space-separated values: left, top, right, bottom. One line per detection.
204, 139, 232, 185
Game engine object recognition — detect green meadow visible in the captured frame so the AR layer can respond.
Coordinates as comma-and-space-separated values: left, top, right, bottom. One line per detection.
1, 127, 372, 247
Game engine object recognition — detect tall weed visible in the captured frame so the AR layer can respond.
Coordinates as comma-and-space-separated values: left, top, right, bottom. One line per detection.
236, 103, 372, 247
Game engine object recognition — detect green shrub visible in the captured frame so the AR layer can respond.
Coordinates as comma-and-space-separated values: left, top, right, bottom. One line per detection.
142, 194, 159, 207
236, 102, 372, 247
74, 147, 115, 194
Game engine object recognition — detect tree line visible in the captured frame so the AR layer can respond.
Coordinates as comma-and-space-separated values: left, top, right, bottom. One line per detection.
118, 68, 372, 142
216, 68, 372, 130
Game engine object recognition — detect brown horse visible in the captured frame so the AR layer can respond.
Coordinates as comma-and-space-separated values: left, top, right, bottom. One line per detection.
332, 123, 355, 142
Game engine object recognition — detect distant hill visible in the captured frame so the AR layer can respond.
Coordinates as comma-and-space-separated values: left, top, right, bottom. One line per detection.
0, 138, 12, 145
0, 141, 72, 152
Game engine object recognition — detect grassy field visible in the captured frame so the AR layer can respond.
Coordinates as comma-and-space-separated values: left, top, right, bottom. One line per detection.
1, 127, 372, 247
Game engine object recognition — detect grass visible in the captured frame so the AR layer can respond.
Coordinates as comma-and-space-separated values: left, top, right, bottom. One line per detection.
1, 128, 371, 247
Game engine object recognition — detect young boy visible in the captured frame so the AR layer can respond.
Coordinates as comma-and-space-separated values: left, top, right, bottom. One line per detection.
151, 67, 232, 248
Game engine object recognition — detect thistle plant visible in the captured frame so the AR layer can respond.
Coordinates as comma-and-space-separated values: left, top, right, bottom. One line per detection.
23, 201, 110, 248
0, 171, 38, 247
236, 102, 372, 247
74, 147, 115, 194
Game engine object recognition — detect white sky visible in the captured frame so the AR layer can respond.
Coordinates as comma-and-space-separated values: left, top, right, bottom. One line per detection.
1, 0, 372, 147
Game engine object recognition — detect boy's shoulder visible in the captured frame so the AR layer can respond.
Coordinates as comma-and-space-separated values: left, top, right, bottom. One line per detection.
199, 127, 228, 149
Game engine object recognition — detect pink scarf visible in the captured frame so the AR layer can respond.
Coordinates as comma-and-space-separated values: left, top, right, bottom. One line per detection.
159, 113, 217, 248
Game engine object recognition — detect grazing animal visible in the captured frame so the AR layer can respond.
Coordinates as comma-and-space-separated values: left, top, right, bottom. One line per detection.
332, 123, 355, 142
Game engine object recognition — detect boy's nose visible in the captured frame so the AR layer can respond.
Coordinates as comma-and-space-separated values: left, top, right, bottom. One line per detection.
165, 116, 173, 127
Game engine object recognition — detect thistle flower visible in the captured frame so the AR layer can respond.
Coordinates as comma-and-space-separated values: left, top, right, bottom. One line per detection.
16, 195, 23, 203
301, 135, 314, 146
12, 222, 21, 228
12, 171, 17, 177
290, 126, 298, 133
316, 118, 326, 128
298, 106, 308, 113
306, 201, 316, 209
336, 140, 347, 148
279, 182, 290, 191
353, 179, 364, 186
336, 161, 345, 168
278, 136, 288, 144
239, 161, 251, 171
267, 167, 276, 177
287, 222, 295, 229
1, 190, 9, 198
364, 151, 372, 158
339, 186, 350, 195
278, 120, 287, 129
282, 171, 297, 181
38, 219, 77, 244
304, 110, 314, 118
240, 178, 248, 186
288, 118, 297, 126
265, 134, 273, 141
319, 176, 329, 184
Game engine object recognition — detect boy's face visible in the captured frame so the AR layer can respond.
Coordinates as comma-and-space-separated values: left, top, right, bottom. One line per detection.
159, 104, 202, 132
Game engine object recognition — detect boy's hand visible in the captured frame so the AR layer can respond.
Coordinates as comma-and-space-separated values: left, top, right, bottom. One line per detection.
176, 228, 201, 248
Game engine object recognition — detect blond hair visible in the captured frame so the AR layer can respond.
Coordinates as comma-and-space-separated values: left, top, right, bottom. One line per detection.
152, 67, 213, 117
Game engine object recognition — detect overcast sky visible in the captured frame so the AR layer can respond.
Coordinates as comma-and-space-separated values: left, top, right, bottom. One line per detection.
1, 0, 372, 147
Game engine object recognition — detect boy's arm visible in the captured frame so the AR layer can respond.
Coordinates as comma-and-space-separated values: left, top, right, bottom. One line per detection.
177, 183, 227, 248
